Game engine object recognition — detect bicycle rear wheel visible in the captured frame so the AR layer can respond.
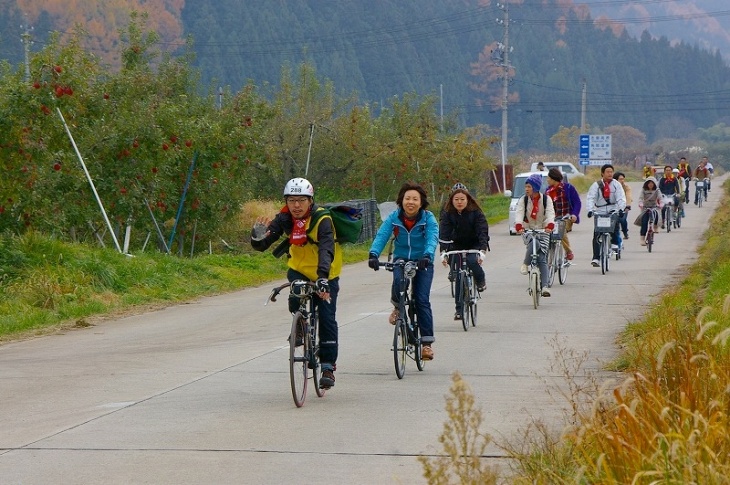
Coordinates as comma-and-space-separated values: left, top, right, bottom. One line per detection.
546, 244, 557, 287
557, 244, 568, 285
460, 274, 470, 331
530, 271, 539, 309
289, 314, 308, 407
393, 317, 407, 379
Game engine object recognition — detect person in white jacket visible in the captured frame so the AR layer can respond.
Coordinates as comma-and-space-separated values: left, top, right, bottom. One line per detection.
515, 174, 555, 297
585, 164, 626, 267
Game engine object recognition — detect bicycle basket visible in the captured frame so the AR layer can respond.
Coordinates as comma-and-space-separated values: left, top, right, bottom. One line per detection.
695, 181, 705, 189
594, 213, 617, 233
290, 280, 313, 297
550, 220, 566, 241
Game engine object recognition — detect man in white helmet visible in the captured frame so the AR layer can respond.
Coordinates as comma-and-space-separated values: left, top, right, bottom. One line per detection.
250, 178, 342, 389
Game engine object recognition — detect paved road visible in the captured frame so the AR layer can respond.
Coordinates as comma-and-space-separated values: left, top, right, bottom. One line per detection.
0, 179, 721, 484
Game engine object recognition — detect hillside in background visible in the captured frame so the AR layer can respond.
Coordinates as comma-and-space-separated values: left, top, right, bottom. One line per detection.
2, 0, 730, 151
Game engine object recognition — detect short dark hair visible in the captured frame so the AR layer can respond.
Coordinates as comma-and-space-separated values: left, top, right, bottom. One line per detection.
396, 182, 429, 209
600, 163, 614, 174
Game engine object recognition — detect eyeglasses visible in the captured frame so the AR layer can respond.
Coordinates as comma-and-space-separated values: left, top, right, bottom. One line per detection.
286, 197, 310, 205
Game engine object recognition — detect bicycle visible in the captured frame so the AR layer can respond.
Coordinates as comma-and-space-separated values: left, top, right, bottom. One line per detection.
660, 194, 676, 232
643, 207, 660, 253
522, 229, 549, 309
377, 259, 424, 379
546, 216, 571, 286
695, 178, 708, 207
267, 280, 326, 408
593, 211, 619, 275
442, 249, 482, 331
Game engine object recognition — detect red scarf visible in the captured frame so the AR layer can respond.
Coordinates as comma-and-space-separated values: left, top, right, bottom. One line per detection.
281, 205, 312, 246
530, 194, 541, 220
403, 217, 417, 231
602, 179, 611, 200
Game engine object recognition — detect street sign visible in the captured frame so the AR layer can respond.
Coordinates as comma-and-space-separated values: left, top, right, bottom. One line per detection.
579, 159, 589, 166
579, 134, 612, 161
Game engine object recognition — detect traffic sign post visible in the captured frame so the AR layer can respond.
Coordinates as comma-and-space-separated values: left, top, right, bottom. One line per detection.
579, 134, 612, 171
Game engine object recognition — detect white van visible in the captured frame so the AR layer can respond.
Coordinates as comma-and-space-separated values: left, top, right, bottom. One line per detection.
529, 161, 583, 178
507, 170, 569, 235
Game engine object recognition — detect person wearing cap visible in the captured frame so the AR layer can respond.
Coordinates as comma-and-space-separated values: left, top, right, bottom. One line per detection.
536, 161, 546, 171
613, 172, 632, 240
250, 177, 341, 389
545, 167, 581, 261
439, 183, 490, 320
634, 177, 661, 245
586, 164, 626, 267
677, 158, 691, 204
515, 174, 555, 297
658, 165, 680, 229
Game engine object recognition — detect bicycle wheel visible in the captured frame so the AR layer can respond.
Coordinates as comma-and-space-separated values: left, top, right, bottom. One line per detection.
676, 210, 681, 228
557, 244, 568, 285
546, 244, 557, 287
601, 235, 609, 274
530, 271, 539, 309
310, 314, 326, 398
413, 314, 425, 371
460, 274, 470, 331
698, 195, 703, 208
393, 317, 407, 379
289, 314, 308, 407
647, 230, 653, 252
469, 285, 477, 327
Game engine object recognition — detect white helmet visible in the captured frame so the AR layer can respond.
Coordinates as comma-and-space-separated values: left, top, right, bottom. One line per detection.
284, 177, 314, 197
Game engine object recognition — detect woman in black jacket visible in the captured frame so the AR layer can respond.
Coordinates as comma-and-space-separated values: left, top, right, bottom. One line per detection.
439, 184, 490, 320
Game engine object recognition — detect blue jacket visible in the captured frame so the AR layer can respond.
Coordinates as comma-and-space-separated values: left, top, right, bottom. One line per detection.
369, 208, 439, 261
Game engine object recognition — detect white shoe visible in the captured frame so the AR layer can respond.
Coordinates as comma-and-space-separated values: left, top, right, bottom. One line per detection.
611, 244, 619, 250
541, 288, 551, 297
591, 259, 599, 267
520, 264, 528, 275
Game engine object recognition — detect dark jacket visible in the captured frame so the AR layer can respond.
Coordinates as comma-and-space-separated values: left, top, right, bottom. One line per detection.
439, 208, 490, 252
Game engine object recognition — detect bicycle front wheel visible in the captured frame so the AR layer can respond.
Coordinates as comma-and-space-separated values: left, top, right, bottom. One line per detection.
413, 316, 425, 371
289, 314, 308, 407
393, 318, 407, 379
310, 314, 326, 398
460, 275, 470, 331
530, 271, 539, 309
601, 235, 609, 274
647, 230, 653, 252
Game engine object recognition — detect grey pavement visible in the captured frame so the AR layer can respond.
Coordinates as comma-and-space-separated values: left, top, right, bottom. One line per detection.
0, 178, 722, 484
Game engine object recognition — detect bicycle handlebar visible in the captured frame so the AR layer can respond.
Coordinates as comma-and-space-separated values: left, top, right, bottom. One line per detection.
266, 280, 320, 305
441, 249, 483, 257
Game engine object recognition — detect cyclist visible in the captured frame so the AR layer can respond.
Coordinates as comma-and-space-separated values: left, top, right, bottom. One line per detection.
703, 156, 714, 192
642, 161, 655, 179
368, 182, 439, 361
613, 172, 631, 240
693, 159, 710, 205
439, 183, 489, 320
586, 163, 626, 267
634, 177, 661, 246
677, 157, 691, 204
658, 165, 680, 229
545, 167, 581, 260
673, 168, 686, 218
250, 178, 340, 389
515, 173, 555, 297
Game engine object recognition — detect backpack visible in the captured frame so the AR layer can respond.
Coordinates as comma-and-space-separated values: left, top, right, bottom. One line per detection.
307, 204, 364, 244
522, 194, 547, 222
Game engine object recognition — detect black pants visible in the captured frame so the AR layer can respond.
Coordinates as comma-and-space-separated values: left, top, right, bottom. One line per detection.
287, 269, 338, 365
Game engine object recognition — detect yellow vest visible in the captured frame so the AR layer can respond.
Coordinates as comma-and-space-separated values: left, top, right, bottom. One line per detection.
288, 211, 342, 281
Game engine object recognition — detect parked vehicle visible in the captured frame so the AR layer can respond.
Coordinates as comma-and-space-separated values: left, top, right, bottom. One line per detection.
529, 162, 583, 178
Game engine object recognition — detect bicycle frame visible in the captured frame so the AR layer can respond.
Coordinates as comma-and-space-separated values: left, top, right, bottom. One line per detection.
522, 229, 547, 308
442, 249, 482, 330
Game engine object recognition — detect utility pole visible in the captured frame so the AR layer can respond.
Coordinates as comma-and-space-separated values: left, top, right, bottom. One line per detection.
495, 2, 512, 194
20, 20, 33, 82
580, 79, 587, 132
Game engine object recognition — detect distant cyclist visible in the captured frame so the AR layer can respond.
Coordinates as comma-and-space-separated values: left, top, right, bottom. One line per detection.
515, 174, 555, 297
658, 165, 680, 229
634, 177, 661, 246
585, 164, 626, 267
693, 159, 710, 204
642, 161, 655, 179
703, 156, 714, 192
613, 172, 632, 240
439, 183, 489, 320
677, 158, 691, 204
545, 168, 581, 260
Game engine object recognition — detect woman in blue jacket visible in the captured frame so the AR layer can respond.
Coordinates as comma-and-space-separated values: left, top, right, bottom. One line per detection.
368, 182, 439, 360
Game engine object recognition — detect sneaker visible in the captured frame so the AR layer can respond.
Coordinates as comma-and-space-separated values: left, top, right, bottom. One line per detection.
653, 224, 658, 232
421, 345, 434, 360
661, 223, 665, 229
566, 252, 574, 261
640, 239, 647, 246
454, 312, 462, 321
477, 283, 486, 292
320, 369, 335, 389
541, 288, 551, 297
447, 270, 455, 282
623, 233, 629, 240
520, 264, 528, 275
611, 244, 619, 250
591, 259, 599, 267
389, 308, 399, 325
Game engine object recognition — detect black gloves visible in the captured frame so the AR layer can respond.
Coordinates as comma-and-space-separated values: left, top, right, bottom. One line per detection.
587, 211, 593, 218
368, 254, 380, 271
417, 256, 431, 271
618, 210, 624, 217
316, 278, 329, 294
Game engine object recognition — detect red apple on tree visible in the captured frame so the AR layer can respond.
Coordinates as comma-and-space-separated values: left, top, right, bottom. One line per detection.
54, 65, 62, 73
53, 163, 61, 171
162, 143, 169, 151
